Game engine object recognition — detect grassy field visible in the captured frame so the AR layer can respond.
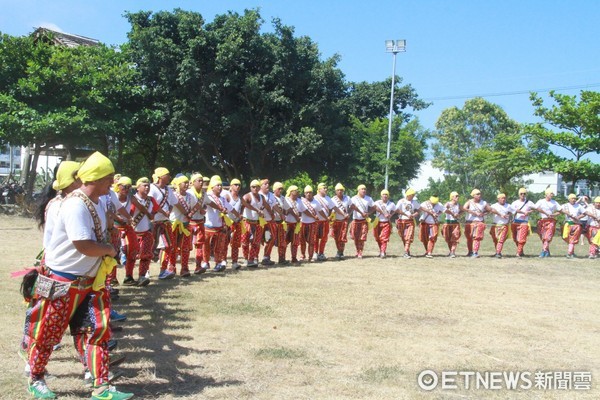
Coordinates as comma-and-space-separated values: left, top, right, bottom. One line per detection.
1, 214, 599, 399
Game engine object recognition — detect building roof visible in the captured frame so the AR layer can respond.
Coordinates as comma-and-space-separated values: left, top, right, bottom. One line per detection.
32, 27, 99, 48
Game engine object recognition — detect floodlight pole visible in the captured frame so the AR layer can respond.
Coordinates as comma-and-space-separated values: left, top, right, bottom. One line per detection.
385, 39, 406, 190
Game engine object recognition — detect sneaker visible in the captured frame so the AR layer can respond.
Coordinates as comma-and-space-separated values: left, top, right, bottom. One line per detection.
110, 323, 123, 333
261, 257, 274, 266
403, 252, 411, 259
232, 262, 242, 270
335, 252, 342, 260
137, 276, 150, 287
28, 379, 56, 399
357, 252, 363, 259
589, 255, 597, 259
90, 385, 133, 400
247, 260, 259, 268
193, 266, 207, 274
52, 343, 63, 351
466, 252, 473, 257
278, 260, 290, 265
110, 310, 127, 322
180, 270, 191, 277
158, 270, 175, 280
495, 253, 502, 259
425, 253, 433, 258
291, 258, 300, 264
379, 252, 386, 259
213, 264, 225, 272
318, 253, 327, 261
471, 252, 479, 258
312, 254, 318, 262
122, 276, 137, 286
449, 252, 456, 258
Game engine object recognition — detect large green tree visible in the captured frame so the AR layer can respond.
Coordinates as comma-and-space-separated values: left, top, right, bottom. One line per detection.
432, 97, 541, 194
526, 90, 600, 191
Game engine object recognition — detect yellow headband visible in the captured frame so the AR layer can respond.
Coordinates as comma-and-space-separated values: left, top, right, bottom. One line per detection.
470, 189, 481, 196
250, 179, 260, 187
209, 175, 222, 190
77, 152, 115, 183
152, 167, 170, 183
335, 183, 345, 191
430, 196, 439, 205
317, 183, 327, 189
357, 184, 366, 191
497, 193, 506, 199
304, 185, 313, 193
545, 188, 554, 196
594, 196, 600, 203
568, 193, 577, 200
273, 182, 284, 190
136, 177, 149, 187
287, 185, 299, 196
190, 173, 203, 183
231, 178, 241, 186
381, 189, 389, 196
405, 188, 416, 196
449, 191, 459, 200
518, 188, 527, 195
52, 161, 81, 191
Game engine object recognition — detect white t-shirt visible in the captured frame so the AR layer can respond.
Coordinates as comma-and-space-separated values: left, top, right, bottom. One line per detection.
510, 199, 535, 222
396, 198, 420, 221
300, 197, 322, 224
285, 197, 302, 223
562, 202, 584, 223
491, 202, 514, 224
314, 194, 335, 221
43, 196, 62, 248
586, 205, 600, 228
444, 202, 461, 222
243, 193, 264, 220
170, 191, 197, 224
465, 200, 488, 222
45, 192, 107, 276
374, 200, 396, 222
205, 193, 233, 228
351, 195, 374, 220
260, 191, 277, 222
187, 188, 206, 221
534, 199, 560, 218
149, 183, 178, 222
273, 194, 290, 222
419, 202, 445, 224
331, 195, 351, 221
132, 194, 155, 233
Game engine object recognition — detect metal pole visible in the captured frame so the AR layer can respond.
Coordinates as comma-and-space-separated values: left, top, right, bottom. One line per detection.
385, 51, 397, 190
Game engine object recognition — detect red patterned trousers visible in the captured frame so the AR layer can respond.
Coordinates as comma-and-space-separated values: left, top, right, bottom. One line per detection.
242, 220, 264, 262
586, 226, 599, 256
24, 273, 111, 387
490, 224, 509, 254
350, 219, 368, 253
189, 220, 205, 267
264, 221, 286, 261
314, 220, 330, 255
465, 221, 486, 253
285, 222, 300, 261
300, 222, 317, 260
229, 221, 243, 263
537, 219, 557, 252
136, 231, 154, 277
168, 224, 192, 274
511, 222, 529, 255
331, 220, 348, 253
396, 219, 415, 253
118, 225, 139, 276
153, 220, 175, 271
442, 223, 461, 253
373, 221, 391, 254
204, 226, 228, 265
419, 222, 440, 254
563, 223, 582, 255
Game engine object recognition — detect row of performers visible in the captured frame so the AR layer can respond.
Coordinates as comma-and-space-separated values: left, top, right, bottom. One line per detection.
105, 171, 600, 284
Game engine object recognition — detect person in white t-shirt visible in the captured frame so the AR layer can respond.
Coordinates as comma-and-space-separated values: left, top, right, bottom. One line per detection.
418, 196, 445, 258
224, 178, 244, 269
313, 183, 337, 261
510, 188, 535, 257
241, 179, 266, 267
187, 173, 207, 274
532, 188, 561, 257
299, 186, 328, 262
129, 177, 157, 286
330, 183, 351, 259
584, 197, 600, 258
149, 167, 179, 279
395, 187, 421, 258
373, 189, 396, 258
441, 191, 462, 258
489, 193, 514, 258
560, 193, 585, 258
270, 182, 290, 264
259, 178, 278, 265
349, 184, 374, 259
168, 174, 197, 276
203, 175, 238, 271
24, 151, 133, 400
284, 185, 303, 264
463, 189, 493, 258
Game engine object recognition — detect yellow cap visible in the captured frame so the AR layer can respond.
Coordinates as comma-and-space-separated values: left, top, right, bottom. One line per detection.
231, 178, 241, 186
430, 196, 439, 205
449, 191, 459, 200
52, 161, 81, 191
286, 185, 299, 196
77, 152, 115, 183
190, 173, 203, 183
357, 184, 366, 191
273, 182, 284, 190
568, 193, 577, 200
304, 185, 313, 193
497, 193, 506, 199
317, 182, 327, 189
518, 188, 527, 195
545, 187, 554, 196
250, 179, 260, 187
405, 188, 416, 196
209, 175, 222, 190
152, 167, 170, 183
117, 176, 132, 186
381, 189, 389, 196
335, 183, 345, 191
594, 196, 600, 203
470, 189, 481, 196
135, 177, 149, 187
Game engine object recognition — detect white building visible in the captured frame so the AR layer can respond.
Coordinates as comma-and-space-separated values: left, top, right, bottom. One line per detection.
0, 145, 21, 178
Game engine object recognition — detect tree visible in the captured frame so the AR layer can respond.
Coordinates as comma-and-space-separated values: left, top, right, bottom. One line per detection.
432, 97, 540, 195
526, 90, 600, 191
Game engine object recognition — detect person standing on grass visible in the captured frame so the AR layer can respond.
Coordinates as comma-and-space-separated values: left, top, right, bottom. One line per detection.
441, 191, 462, 258
204, 175, 239, 271
187, 173, 208, 274
299, 185, 326, 262
129, 177, 157, 286
532, 188, 561, 258
114, 177, 140, 285
169, 174, 197, 277
284, 185, 303, 264
330, 183, 351, 260
271, 182, 290, 264
489, 193, 514, 258
224, 178, 244, 270
395, 188, 420, 259
149, 167, 178, 280
349, 184, 374, 259
463, 189, 493, 258
418, 196, 445, 258
259, 178, 278, 266
373, 189, 396, 259
560, 193, 584, 258
24, 151, 134, 400
313, 183, 336, 261
241, 180, 266, 268
584, 197, 600, 259
510, 188, 535, 258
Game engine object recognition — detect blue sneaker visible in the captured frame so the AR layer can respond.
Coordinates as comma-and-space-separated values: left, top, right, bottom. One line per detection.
158, 270, 175, 280
110, 310, 127, 322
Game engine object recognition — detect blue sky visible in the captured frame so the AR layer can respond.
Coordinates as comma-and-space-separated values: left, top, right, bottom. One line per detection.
2, 0, 599, 161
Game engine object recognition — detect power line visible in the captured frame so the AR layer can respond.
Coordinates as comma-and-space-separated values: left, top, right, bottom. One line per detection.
423, 83, 600, 102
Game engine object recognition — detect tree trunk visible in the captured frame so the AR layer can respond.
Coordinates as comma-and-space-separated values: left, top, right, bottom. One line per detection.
26, 144, 42, 198
20, 146, 31, 186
